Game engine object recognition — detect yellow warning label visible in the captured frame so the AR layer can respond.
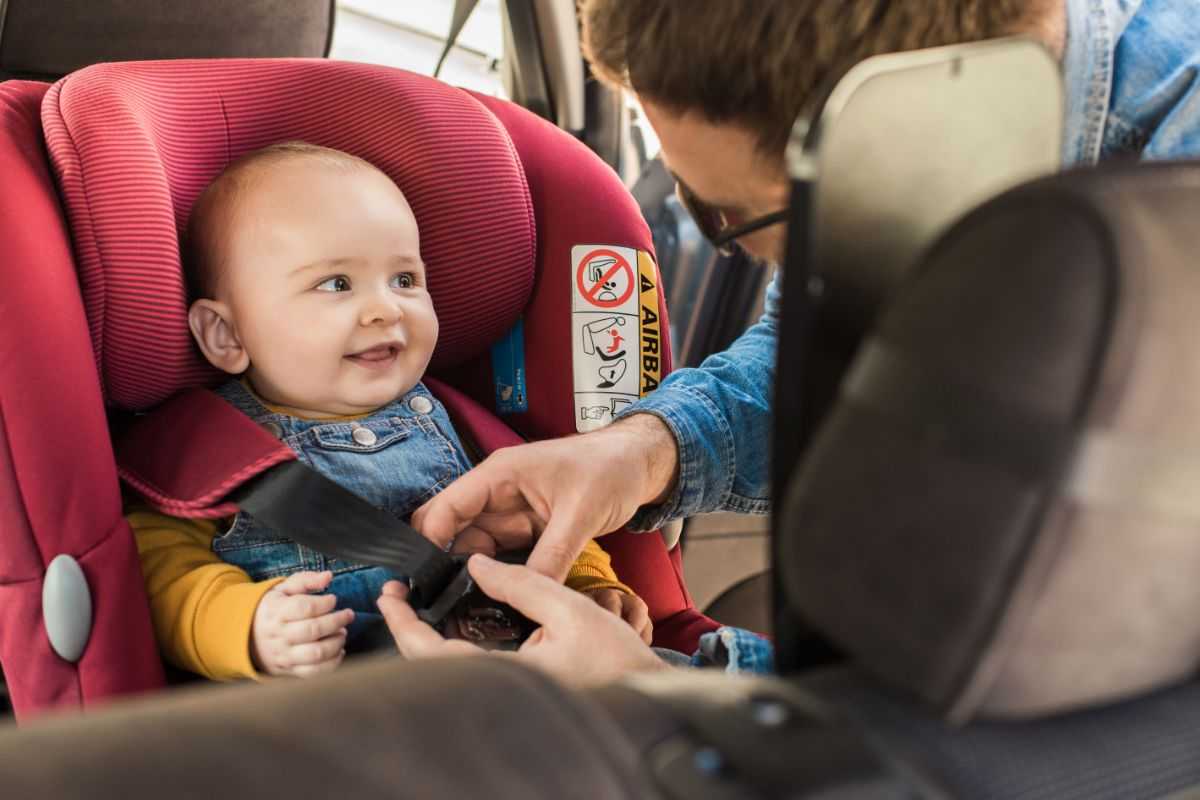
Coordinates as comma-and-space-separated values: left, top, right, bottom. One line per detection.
571, 245, 660, 432
637, 251, 661, 396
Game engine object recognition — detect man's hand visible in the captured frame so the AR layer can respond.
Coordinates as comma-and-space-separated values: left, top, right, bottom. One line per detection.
413, 414, 679, 581
251, 571, 355, 678
582, 587, 653, 645
377, 555, 669, 687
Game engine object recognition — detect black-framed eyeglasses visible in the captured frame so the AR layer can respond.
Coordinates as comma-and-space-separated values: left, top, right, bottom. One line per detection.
673, 174, 790, 257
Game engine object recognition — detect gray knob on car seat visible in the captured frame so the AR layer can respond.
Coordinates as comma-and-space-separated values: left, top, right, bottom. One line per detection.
42, 554, 92, 663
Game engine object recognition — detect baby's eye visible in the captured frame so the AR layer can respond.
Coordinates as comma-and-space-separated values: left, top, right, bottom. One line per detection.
315, 276, 351, 292
390, 272, 416, 289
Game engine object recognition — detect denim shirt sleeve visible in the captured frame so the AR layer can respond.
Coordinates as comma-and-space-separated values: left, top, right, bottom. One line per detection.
1105, 0, 1200, 161
616, 273, 779, 530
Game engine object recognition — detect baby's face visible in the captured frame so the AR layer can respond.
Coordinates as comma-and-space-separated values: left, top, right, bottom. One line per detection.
217, 161, 438, 418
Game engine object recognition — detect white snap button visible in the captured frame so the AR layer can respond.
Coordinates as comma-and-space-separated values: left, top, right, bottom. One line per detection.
409, 395, 434, 415
43, 554, 92, 663
262, 421, 283, 439
352, 426, 378, 446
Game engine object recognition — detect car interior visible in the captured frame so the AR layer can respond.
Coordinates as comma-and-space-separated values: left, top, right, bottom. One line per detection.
2, 1, 1200, 797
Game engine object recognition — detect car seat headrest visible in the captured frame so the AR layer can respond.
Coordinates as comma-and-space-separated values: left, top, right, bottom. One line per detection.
779, 162, 1200, 722
41, 59, 536, 409
0, 1, 333, 80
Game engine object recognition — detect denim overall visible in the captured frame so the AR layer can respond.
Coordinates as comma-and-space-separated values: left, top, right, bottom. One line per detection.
212, 379, 473, 649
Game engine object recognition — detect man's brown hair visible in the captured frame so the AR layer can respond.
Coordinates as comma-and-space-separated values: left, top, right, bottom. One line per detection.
580, 0, 1054, 159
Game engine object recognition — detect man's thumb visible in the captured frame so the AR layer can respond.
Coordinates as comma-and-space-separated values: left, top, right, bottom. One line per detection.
467, 555, 578, 630
525, 529, 580, 583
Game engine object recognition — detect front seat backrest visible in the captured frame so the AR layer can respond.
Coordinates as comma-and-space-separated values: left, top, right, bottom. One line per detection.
781, 160, 1200, 722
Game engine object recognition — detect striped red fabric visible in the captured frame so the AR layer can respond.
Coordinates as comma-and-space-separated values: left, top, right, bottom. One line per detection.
0, 79, 166, 717
41, 59, 535, 410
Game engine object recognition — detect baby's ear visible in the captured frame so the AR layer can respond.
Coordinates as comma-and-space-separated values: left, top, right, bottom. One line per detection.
188, 299, 249, 374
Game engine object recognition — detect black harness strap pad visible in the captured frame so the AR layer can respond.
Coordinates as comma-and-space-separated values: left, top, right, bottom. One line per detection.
227, 460, 457, 609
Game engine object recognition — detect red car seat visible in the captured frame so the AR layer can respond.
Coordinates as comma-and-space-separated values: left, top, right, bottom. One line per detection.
0, 59, 720, 719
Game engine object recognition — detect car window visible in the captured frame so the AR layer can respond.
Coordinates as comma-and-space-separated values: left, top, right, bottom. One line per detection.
329, 0, 506, 98
630, 101, 661, 161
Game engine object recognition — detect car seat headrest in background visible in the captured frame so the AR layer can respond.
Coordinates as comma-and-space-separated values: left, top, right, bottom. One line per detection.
41, 59, 536, 409
779, 162, 1200, 722
0, 1, 334, 81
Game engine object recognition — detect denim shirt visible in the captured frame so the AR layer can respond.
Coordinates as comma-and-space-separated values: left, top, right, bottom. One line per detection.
1065, 0, 1200, 164
211, 380, 472, 643
625, 0, 1200, 672
624, 0, 1200, 533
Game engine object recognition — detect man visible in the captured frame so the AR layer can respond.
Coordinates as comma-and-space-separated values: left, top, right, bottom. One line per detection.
381, 0, 1200, 685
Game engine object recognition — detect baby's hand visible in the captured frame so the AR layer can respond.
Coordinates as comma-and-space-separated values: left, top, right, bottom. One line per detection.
251, 571, 355, 678
583, 587, 653, 645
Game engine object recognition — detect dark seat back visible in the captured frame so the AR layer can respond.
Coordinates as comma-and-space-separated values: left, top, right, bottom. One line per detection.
781, 161, 1200, 722
0, 0, 334, 81
803, 666, 1200, 799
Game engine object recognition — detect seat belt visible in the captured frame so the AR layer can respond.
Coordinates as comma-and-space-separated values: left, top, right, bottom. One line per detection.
435, 0, 554, 122
434, 0, 480, 78
116, 387, 529, 640
229, 461, 457, 610
229, 459, 532, 640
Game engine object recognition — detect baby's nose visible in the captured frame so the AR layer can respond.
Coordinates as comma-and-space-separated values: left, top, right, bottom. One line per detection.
361, 295, 405, 326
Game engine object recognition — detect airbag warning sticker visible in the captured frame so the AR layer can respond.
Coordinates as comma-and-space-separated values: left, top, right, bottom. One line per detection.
572, 245, 660, 432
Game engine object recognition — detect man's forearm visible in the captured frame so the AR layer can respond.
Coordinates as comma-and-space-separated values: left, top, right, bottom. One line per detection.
611, 274, 780, 527
610, 412, 681, 507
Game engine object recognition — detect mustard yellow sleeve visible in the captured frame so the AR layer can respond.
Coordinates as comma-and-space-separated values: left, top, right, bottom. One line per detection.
129, 507, 283, 682
564, 539, 635, 596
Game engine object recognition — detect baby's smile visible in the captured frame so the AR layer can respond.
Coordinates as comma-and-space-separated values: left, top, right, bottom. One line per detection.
186, 146, 438, 419
345, 342, 404, 370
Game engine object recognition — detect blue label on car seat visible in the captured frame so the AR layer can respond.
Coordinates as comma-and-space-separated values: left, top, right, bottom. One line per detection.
491, 317, 528, 415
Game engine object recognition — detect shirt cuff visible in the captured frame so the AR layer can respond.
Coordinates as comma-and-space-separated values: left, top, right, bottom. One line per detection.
615, 384, 735, 531
565, 573, 634, 596
192, 576, 283, 681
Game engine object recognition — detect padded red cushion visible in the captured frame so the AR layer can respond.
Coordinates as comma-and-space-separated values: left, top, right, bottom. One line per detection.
33, 59, 720, 672
0, 80, 164, 718
431, 96, 719, 653
41, 59, 535, 410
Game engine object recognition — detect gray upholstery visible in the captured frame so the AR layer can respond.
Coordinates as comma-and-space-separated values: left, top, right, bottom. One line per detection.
804, 667, 1200, 800
6, 653, 1196, 799
0, 0, 334, 80
0, 656, 655, 799
780, 162, 1200, 722
0, 656, 916, 800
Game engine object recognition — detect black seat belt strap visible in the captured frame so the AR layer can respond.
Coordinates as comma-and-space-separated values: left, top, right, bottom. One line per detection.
228, 459, 515, 632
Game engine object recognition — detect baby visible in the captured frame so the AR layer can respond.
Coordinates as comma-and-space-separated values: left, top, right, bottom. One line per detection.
129, 142, 650, 680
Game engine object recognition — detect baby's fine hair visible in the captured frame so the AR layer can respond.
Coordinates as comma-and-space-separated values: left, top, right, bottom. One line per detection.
185, 141, 386, 299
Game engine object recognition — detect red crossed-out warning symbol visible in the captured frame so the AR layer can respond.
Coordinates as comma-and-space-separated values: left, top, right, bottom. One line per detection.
576, 248, 635, 309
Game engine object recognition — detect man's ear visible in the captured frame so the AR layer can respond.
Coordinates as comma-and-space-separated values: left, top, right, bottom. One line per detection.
188, 299, 250, 374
